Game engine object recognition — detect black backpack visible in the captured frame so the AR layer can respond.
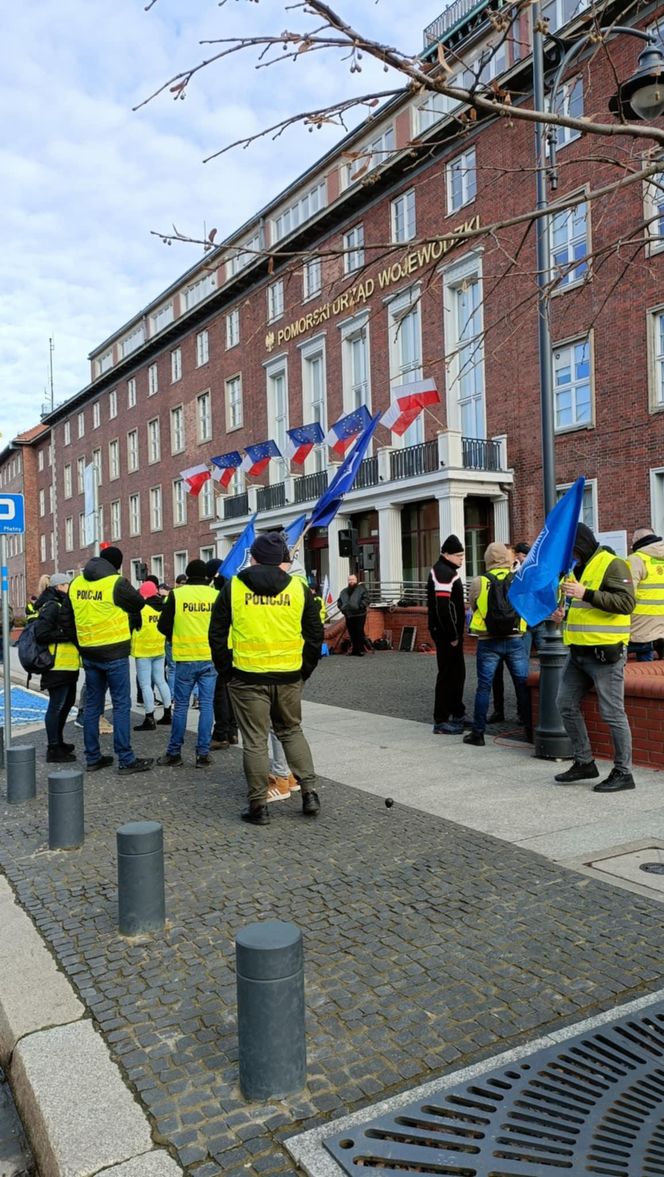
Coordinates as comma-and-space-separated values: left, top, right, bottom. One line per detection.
483, 571, 519, 637
17, 620, 55, 677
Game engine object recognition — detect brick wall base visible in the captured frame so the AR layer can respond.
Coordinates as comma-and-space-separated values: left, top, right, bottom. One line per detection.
325, 606, 432, 652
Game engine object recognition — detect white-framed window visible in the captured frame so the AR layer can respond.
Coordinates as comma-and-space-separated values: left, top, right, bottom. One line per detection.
541, 0, 588, 34
78, 513, 85, 549
345, 126, 394, 184
303, 257, 322, 301
150, 301, 174, 335
268, 280, 284, 323
93, 402, 101, 429
129, 493, 141, 537
171, 347, 182, 383
109, 389, 117, 419
196, 330, 209, 367
553, 336, 593, 430
110, 500, 121, 541
227, 230, 260, 278
225, 375, 243, 431
40, 534, 46, 562
416, 84, 462, 133
477, 37, 509, 86
343, 224, 364, 274
172, 479, 187, 526
551, 200, 589, 288
301, 339, 327, 473
183, 272, 216, 311
197, 391, 212, 443
199, 479, 215, 520
48, 485, 53, 514
548, 77, 583, 149
265, 358, 289, 483
388, 287, 424, 446
127, 377, 136, 408
49, 532, 54, 561
557, 479, 598, 530
148, 363, 159, 396
47, 445, 52, 467
447, 148, 477, 214
151, 556, 164, 583
109, 439, 120, 480
38, 450, 44, 472
443, 253, 486, 439
65, 517, 74, 552
226, 309, 240, 349
174, 550, 188, 579
77, 411, 85, 439
64, 422, 71, 446
648, 306, 664, 411
98, 349, 113, 374
650, 466, 664, 537
77, 457, 85, 494
92, 447, 102, 486
340, 313, 371, 413
170, 406, 185, 454
391, 190, 416, 244
121, 323, 145, 358
200, 545, 215, 563
150, 486, 162, 532
130, 558, 142, 586
645, 171, 664, 255
148, 418, 160, 464
127, 429, 139, 472
273, 180, 327, 242
39, 489, 45, 517
63, 463, 72, 499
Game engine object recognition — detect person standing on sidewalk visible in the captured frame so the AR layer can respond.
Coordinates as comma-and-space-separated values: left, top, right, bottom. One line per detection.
554, 522, 636, 793
209, 531, 323, 826
337, 574, 370, 656
627, 527, 664, 663
156, 559, 218, 768
427, 534, 467, 735
205, 557, 239, 750
132, 581, 172, 731
70, 546, 153, 775
33, 573, 80, 762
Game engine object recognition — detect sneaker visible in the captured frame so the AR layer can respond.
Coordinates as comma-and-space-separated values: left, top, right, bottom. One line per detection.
196, 754, 213, 768
210, 738, 230, 751
74, 713, 84, 729
229, 733, 239, 746
593, 768, 636, 793
241, 804, 270, 826
287, 773, 300, 793
554, 760, 600, 785
99, 717, 113, 735
46, 746, 76, 763
118, 757, 154, 775
86, 754, 114, 772
433, 720, 465, 735
487, 711, 505, 724
302, 790, 321, 816
463, 731, 485, 747
60, 742, 75, 753
267, 777, 291, 802
156, 753, 183, 767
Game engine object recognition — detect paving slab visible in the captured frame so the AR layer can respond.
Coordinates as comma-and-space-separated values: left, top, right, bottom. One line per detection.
101, 1151, 182, 1175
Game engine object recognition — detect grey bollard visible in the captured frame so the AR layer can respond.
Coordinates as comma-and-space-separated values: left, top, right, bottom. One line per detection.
236, 920, 306, 1101
6, 745, 36, 804
48, 769, 84, 849
0, 725, 4, 769
116, 821, 165, 936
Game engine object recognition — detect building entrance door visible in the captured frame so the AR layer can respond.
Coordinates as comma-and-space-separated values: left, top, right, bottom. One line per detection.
464, 497, 492, 578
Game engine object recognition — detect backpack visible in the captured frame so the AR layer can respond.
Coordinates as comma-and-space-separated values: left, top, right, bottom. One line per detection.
483, 571, 519, 637
17, 620, 55, 676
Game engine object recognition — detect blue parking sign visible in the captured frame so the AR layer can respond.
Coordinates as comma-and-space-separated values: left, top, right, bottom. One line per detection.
0, 494, 25, 534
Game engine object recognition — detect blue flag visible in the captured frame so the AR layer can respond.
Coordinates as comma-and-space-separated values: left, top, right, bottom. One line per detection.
308, 413, 382, 529
283, 514, 307, 549
507, 477, 586, 626
219, 513, 257, 579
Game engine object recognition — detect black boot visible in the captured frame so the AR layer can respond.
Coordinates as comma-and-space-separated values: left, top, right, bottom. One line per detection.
46, 745, 76, 763
156, 707, 172, 726
133, 713, 156, 731
60, 741, 75, 752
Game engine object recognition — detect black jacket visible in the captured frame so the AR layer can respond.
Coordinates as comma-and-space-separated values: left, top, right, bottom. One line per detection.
157, 576, 214, 643
72, 556, 145, 661
34, 586, 79, 687
427, 556, 465, 644
209, 566, 323, 684
337, 584, 370, 617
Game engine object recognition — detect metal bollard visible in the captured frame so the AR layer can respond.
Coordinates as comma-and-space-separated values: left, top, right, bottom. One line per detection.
116, 821, 165, 936
0, 725, 4, 769
6, 745, 36, 804
48, 768, 84, 849
236, 920, 306, 1101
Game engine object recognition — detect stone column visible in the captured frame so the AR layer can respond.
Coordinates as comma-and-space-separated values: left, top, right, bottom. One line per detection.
492, 495, 510, 543
436, 490, 466, 544
327, 514, 351, 597
377, 505, 403, 599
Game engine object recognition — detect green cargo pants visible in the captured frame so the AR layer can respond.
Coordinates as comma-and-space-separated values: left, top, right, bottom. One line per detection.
228, 679, 317, 805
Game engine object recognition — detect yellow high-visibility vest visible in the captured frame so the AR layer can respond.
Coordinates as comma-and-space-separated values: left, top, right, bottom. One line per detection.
70, 574, 130, 649
230, 575, 306, 673
470, 567, 526, 636
632, 551, 664, 620
171, 584, 217, 661
131, 603, 165, 658
564, 549, 632, 646
47, 600, 81, 671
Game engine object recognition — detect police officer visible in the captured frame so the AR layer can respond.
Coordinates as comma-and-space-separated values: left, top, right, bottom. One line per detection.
33, 573, 81, 762
70, 545, 153, 774
157, 559, 218, 767
554, 522, 636, 792
627, 527, 664, 662
209, 531, 324, 826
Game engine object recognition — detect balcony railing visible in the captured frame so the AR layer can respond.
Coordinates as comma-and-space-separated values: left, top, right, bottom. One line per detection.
390, 440, 439, 481
223, 492, 249, 520
355, 456, 379, 489
462, 436, 503, 471
294, 469, 328, 504
256, 482, 286, 512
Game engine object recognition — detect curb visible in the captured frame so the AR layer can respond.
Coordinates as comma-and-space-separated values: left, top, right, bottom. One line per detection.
0, 876, 182, 1177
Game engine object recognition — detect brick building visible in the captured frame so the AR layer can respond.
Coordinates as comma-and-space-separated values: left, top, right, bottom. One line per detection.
0, 423, 50, 613
25, 0, 664, 601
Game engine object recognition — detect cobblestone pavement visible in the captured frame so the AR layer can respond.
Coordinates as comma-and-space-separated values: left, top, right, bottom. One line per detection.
0, 1069, 33, 1176
2, 686, 664, 1176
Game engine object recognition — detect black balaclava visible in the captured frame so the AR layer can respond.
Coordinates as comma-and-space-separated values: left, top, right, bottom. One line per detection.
573, 522, 599, 572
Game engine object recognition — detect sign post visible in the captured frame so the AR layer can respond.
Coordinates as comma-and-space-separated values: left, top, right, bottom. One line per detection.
0, 494, 26, 750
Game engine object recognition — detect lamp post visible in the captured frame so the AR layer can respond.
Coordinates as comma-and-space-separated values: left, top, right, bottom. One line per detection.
530, 8, 664, 759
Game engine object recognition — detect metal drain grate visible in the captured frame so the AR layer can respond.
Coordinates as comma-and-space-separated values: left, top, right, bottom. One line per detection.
323, 1001, 664, 1175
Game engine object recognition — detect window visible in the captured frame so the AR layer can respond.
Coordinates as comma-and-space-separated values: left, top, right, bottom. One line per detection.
109, 439, 120, 480
78, 512, 86, 548
151, 555, 164, 582
268, 280, 284, 323
64, 463, 72, 499
266, 361, 289, 483
226, 375, 243, 431
648, 308, 664, 410
273, 180, 327, 242
477, 38, 509, 85
127, 378, 136, 408
48, 485, 53, 514
549, 77, 583, 149
150, 302, 174, 335
150, 486, 162, 532
301, 342, 327, 472
557, 480, 597, 530
48, 444, 52, 467
129, 493, 141, 536
553, 337, 592, 430
200, 545, 215, 563
346, 126, 394, 184
170, 406, 185, 454
645, 172, 664, 255
93, 402, 101, 429
127, 429, 139, 472
98, 349, 113, 374
121, 324, 145, 357
38, 450, 44, 473
65, 517, 74, 552
110, 500, 121, 541
388, 288, 424, 446
443, 255, 486, 439
343, 224, 364, 274
447, 148, 477, 213
196, 330, 209, 367
64, 421, 71, 446
172, 479, 187, 526
171, 347, 182, 382
227, 230, 260, 278
148, 363, 159, 396
77, 411, 85, 439
416, 85, 461, 133
391, 190, 416, 244
197, 392, 212, 443
174, 550, 188, 578
541, 0, 588, 34
39, 489, 45, 517
109, 389, 117, 419
40, 535, 46, 563
77, 457, 85, 494
91, 447, 102, 487
651, 467, 664, 537
183, 272, 216, 310
341, 315, 371, 412
226, 309, 240, 349
551, 200, 589, 288
199, 479, 215, 520
303, 257, 322, 301
148, 418, 161, 464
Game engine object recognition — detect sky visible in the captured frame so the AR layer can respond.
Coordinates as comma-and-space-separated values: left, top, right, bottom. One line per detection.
0, 0, 436, 444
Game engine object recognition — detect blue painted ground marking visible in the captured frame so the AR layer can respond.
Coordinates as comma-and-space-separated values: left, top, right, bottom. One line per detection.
0, 686, 48, 727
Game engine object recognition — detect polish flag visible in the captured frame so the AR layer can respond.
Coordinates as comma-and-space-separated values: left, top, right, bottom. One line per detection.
180, 464, 211, 496
380, 379, 440, 436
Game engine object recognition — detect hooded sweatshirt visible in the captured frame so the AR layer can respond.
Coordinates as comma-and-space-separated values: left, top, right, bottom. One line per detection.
33, 585, 79, 687
427, 555, 465, 643
628, 535, 664, 643
209, 564, 323, 684
468, 543, 516, 631
71, 556, 145, 661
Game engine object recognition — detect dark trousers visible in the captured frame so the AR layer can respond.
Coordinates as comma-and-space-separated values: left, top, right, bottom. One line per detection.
45, 680, 78, 747
229, 679, 316, 805
346, 614, 366, 655
433, 640, 465, 723
212, 675, 237, 740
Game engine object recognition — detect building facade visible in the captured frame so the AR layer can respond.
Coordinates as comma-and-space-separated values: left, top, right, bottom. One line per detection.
0, 424, 50, 613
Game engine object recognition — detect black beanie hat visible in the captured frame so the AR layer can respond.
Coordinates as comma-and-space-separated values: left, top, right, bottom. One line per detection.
573, 522, 598, 564
205, 557, 222, 580
103, 546, 123, 570
145, 574, 160, 588
250, 532, 291, 566
186, 558, 208, 580
441, 534, 464, 555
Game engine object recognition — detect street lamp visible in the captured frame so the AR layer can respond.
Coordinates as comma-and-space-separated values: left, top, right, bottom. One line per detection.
531, 10, 664, 758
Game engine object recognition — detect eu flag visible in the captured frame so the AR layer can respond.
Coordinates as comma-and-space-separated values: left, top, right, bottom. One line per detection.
308, 413, 381, 529
507, 477, 586, 626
